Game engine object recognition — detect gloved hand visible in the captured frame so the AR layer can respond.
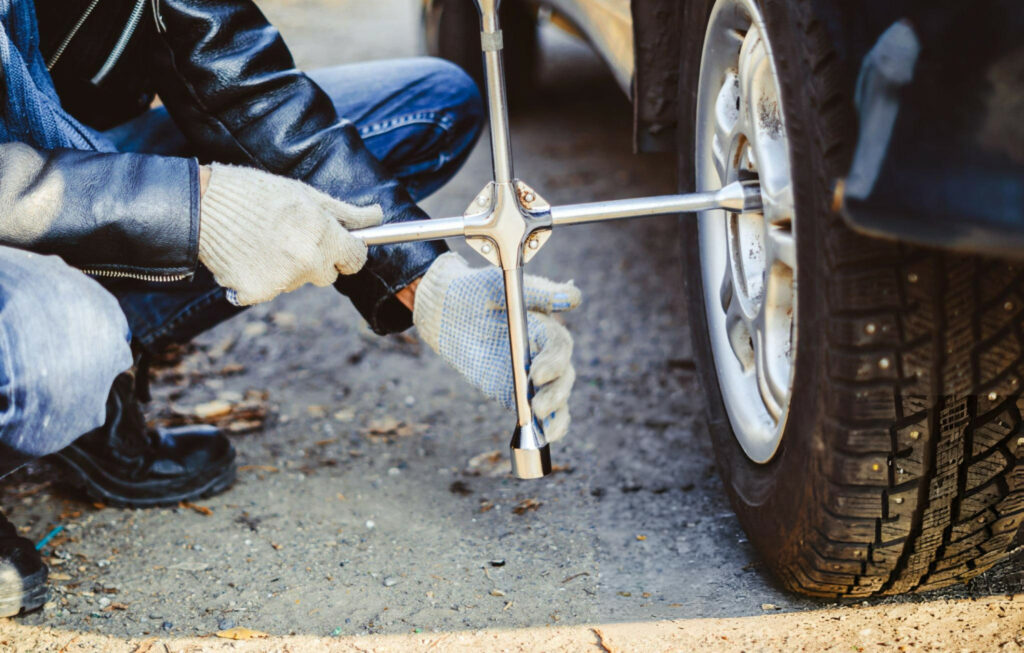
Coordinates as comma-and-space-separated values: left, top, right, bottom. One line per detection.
413, 252, 582, 442
198, 163, 383, 306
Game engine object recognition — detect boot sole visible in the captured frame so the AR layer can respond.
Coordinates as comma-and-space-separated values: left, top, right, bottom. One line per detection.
49, 449, 237, 509
0, 568, 48, 618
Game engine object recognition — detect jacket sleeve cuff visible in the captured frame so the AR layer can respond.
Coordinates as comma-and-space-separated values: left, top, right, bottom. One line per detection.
334, 238, 448, 335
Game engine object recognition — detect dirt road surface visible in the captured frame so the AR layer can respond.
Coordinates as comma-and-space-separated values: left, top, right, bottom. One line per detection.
2, 1, 1022, 650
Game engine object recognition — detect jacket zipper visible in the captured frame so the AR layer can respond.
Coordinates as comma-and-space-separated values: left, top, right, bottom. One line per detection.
46, 0, 103, 71
90, 0, 148, 85
82, 268, 191, 283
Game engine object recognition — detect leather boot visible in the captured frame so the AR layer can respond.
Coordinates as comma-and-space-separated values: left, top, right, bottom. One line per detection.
0, 510, 47, 617
49, 368, 236, 508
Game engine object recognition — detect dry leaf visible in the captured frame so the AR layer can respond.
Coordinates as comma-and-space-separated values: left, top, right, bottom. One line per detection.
467, 450, 511, 478
239, 465, 279, 473
132, 638, 158, 653
192, 400, 233, 420
226, 419, 263, 434
364, 418, 427, 443
216, 627, 269, 640
180, 501, 213, 516
512, 498, 541, 515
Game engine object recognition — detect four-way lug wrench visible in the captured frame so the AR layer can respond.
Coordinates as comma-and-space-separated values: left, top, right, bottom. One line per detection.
352, 0, 762, 480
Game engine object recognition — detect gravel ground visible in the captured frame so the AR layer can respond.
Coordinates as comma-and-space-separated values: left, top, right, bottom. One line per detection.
2, 0, 1022, 650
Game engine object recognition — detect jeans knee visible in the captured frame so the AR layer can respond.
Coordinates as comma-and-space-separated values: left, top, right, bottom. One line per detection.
0, 249, 131, 461
423, 57, 485, 147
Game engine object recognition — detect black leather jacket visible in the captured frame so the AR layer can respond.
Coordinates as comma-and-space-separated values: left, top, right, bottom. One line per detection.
1, 0, 446, 334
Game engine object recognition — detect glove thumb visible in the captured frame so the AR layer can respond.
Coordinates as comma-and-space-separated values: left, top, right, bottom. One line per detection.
523, 274, 582, 314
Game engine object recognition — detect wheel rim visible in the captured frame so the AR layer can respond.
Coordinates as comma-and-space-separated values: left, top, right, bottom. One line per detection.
695, 0, 797, 464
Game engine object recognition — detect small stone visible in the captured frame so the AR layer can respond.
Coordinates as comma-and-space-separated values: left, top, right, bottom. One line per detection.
383, 577, 399, 587
161, 621, 174, 631
217, 618, 236, 631
98, 597, 110, 608
894, 497, 904, 504
988, 391, 998, 402
910, 430, 921, 440
1004, 301, 1014, 312
878, 358, 891, 370
907, 272, 919, 283
489, 589, 506, 597
365, 520, 375, 530
864, 323, 877, 335
387, 467, 401, 476
761, 603, 779, 611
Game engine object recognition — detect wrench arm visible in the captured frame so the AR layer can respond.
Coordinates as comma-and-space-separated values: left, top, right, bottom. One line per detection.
349, 181, 761, 246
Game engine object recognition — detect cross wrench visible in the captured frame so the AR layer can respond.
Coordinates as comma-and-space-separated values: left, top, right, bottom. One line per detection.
352, 0, 762, 480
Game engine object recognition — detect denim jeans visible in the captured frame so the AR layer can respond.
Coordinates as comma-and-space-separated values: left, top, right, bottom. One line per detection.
0, 58, 482, 475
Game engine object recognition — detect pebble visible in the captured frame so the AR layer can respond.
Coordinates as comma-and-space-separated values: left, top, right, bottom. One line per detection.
161, 621, 174, 631
366, 520, 376, 530
218, 617, 236, 630
98, 598, 110, 608
383, 577, 399, 587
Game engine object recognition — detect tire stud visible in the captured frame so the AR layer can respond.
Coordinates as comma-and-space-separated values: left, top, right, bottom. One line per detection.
878, 357, 891, 370
987, 392, 998, 402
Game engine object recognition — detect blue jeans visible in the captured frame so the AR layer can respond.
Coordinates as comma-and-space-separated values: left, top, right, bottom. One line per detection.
0, 58, 482, 475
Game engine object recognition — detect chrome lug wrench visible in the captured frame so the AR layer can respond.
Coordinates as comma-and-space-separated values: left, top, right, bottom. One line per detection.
352, 0, 762, 480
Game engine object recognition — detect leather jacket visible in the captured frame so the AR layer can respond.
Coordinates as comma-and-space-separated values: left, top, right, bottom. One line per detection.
1, 0, 446, 333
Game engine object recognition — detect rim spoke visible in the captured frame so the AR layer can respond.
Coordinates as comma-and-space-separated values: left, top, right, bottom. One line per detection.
767, 225, 796, 270
712, 72, 741, 182
753, 312, 786, 418
725, 289, 755, 371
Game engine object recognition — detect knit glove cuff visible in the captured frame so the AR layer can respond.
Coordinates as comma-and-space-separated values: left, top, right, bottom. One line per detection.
199, 163, 382, 306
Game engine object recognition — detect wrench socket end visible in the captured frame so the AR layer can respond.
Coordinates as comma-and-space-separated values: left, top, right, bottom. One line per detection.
510, 421, 552, 479
511, 443, 552, 480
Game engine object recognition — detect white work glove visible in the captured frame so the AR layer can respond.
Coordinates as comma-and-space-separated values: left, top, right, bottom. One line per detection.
198, 163, 383, 306
413, 252, 582, 442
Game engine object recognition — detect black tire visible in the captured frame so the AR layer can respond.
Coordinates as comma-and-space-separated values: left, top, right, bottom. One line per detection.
679, 0, 1024, 598
422, 0, 538, 109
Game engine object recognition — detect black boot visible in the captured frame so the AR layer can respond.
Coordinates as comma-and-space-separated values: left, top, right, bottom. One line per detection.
49, 368, 237, 508
0, 510, 47, 617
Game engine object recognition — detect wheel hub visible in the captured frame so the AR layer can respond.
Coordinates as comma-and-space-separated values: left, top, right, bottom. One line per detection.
696, 0, 797, 463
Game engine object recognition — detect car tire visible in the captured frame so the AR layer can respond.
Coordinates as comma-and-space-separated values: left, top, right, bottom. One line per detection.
422, 0, 538, 109
679, 0, 1024, 598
